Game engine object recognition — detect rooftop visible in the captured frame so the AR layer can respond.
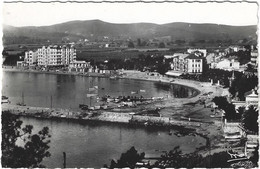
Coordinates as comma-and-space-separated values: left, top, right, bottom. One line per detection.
244, 89, 258, 97
185, 53, 202, 59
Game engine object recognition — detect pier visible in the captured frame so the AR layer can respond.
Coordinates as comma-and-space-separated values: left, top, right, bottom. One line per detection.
2, 104, 205, 129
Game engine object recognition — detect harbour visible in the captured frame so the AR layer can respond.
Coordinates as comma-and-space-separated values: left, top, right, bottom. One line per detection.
15, 115, 206, 168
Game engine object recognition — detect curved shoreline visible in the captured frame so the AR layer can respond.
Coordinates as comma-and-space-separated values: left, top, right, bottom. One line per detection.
2, 68, 225, 156
3, 68, 210, 100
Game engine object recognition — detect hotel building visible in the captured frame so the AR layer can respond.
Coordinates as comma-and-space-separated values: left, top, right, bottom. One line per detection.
24, 45, 76, 67
168, 53, 203, 74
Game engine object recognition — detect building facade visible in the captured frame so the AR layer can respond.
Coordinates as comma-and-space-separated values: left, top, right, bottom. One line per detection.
170, 53, 189, 71
25, 50, 37, 66
187, 48, 207, 57
245, 90, 258, 107
185, 54, 203, 73
211, 58, 240, 71
69, 60, 91, 72
169, 53, 203, 74
251, 49, 258, 67
23, 45, 76, 67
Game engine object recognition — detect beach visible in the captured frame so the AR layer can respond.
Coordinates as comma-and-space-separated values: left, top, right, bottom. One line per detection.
2, 68, 227, 156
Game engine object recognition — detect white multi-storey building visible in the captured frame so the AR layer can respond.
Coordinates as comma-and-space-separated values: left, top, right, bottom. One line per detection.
251, 45, 258, 67
62, 45, 77, 65
24, 50, 37, 66
185, 54, 203, 73
24, 45, 76, 67
168, 53, 203, 74
210, 58, 240, 71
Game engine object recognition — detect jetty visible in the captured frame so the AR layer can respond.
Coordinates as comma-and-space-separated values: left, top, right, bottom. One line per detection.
2, 104, 204, 129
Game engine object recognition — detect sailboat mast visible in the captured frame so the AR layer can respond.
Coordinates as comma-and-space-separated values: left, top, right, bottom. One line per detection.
22, 92, 24, 105
51, 95, 53, 109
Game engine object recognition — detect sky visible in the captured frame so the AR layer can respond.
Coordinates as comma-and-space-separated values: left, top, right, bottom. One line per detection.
1, 1, 259, 27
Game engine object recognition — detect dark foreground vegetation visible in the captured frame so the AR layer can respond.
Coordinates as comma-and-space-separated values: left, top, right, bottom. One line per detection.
213, 97, 258, 133
105, 146, 258, 168
1, 111, 51, 168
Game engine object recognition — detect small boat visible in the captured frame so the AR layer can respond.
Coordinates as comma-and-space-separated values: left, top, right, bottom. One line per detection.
79, 104, 89, 110
1, 96, 9, 104
2, 96, 8, 100
81, 106, 89, 110
101, 105, 108, 109
109, 76, 117, 79
17, 102, 26, 106
17, 92, 26, 106
107, 98, 114, 102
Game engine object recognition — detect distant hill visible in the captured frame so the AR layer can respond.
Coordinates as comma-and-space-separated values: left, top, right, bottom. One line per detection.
3, 19, 257, 45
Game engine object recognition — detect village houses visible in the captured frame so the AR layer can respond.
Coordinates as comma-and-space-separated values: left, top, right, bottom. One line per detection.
250, 46, 258, 67
68, 60, 91, 73
211, 58, 240, 71
187, 48, 207, 57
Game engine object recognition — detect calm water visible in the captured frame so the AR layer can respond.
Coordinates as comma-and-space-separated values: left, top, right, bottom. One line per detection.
2, 72, 197, 110
3, 72, 201, 167
19, 116, 205, 168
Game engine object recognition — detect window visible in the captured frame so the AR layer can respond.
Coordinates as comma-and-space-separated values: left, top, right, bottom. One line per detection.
230, 63, 232, 67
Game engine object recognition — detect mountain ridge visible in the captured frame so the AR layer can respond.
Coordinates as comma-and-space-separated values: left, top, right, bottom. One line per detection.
3, 19, 257, 45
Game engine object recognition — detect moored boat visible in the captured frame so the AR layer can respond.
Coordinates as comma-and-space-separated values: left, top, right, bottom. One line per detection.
1, 96, 10, 104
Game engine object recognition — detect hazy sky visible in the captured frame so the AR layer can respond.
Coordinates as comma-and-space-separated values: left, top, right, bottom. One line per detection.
2, 1, 259, 27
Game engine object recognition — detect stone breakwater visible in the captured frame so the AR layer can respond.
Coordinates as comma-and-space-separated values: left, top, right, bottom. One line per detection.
3, 103, 225, 157
2, 104, 205, 129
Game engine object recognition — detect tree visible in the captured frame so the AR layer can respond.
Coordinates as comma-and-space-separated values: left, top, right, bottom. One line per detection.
157, 62, 170, 75
2, 111, 51, 168
128, 41, 135, 48
212, 97, 239, 121
158, 42, 165, 48
250, 145, 259, 166
198, 39, 205, 43
241, 105, 259, 133
107, 146, 145, 168
202, 57, 209, 73
141, 40, 147, 46
154, 146, 230, 168
137, 38, 141, 47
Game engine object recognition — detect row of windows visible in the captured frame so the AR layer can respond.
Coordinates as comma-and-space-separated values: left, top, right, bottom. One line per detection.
192, 59, 201, 62
192, 69, 201, 73
192, 64, 201, 67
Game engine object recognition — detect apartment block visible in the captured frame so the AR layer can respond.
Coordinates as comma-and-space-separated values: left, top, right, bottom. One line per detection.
24, 45, 76, 67
24, 50, 37, 66
168, 53, 203, 74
